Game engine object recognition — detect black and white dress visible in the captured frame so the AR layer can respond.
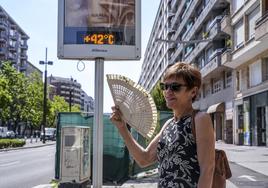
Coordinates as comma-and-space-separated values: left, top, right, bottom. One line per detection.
157, 115, 200, 188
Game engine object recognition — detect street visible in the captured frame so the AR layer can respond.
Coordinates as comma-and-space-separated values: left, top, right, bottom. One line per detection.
229, 162, 268, 187
0, 145, 55, 188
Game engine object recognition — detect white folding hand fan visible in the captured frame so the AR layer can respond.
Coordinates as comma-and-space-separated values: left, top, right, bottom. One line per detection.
106, 74, 158, 139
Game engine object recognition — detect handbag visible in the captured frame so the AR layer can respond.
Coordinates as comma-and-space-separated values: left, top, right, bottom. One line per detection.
191, 110, 232, 188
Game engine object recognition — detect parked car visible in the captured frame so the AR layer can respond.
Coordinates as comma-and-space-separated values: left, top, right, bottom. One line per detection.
6, 130, 16, 138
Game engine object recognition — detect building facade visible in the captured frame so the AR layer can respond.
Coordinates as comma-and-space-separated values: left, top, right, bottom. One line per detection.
0, 5, 29, 73
223, 0, 268, 146
48, 76, 83, 109
139, 0, 233, 143
81, 90, 94, 113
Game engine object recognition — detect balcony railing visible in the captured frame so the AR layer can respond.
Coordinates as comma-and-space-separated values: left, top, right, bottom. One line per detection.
221, 14, 231, 35
20, 43, 28, 50
172, 0, 199, 40
0, 20, 8, 30
184, 0, 219, 41
255, 11, 268, 41
200, 49, 223, 78
171, 0, 186, 29
221, 49, 232, 65
170, 0, 220, 63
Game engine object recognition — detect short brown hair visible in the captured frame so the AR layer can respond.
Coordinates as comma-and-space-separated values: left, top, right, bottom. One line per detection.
162, 62, 202, 100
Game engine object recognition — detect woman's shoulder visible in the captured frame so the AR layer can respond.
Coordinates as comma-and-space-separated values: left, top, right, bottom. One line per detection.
194, 111, 212, 126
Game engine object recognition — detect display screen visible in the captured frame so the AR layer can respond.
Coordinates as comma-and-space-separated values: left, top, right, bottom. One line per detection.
64, 0, 136, 45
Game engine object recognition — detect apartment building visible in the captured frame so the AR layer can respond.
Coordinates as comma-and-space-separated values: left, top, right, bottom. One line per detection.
48, 76, 83, 109
0, 5, 29, 72
81, 90, 94, 113
222, 0, 268, 146
139, 0, 233, 143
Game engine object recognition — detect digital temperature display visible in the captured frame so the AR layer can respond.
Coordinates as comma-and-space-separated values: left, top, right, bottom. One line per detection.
83, 34, 115, 45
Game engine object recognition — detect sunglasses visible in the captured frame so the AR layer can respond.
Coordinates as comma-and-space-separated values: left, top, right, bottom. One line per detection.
160, 82, 187, 92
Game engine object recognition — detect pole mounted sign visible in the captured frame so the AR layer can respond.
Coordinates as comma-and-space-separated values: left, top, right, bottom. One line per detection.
57, 1, 141, 187
57, 0, 141, 60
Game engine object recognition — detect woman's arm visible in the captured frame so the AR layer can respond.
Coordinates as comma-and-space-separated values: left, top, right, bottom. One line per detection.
195, 112, 215, 188
110, 106, 162, 167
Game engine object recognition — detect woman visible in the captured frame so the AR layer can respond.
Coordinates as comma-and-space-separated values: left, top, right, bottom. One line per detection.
110, 62, 215, 188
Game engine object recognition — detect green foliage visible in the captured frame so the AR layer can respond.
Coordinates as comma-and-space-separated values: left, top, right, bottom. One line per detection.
0, 61, 82, 133
150, 81, 169, 111
24, 72, 44, 129
47, 96, 69, 127
0, 139, 26, 149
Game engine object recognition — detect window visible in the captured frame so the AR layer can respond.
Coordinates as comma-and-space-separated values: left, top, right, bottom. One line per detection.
262, 58, 268, 81
206, 47, 213, 63
234, 19, 244, 49
225, 71, 232, 88
213, 79, 221, 93
232, 0, 244, 13
247, 6, 261, 40
249, 60, 262, 86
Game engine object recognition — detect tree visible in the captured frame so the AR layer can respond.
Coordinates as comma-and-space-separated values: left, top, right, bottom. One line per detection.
24, 72, 44, 132
0, 62, 28, 132
0, 76, 11, 123
47, 95, 69, 127
150, 81, 169, 111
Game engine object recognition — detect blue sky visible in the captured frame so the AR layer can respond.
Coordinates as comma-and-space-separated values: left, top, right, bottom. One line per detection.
0, 0, 160, 112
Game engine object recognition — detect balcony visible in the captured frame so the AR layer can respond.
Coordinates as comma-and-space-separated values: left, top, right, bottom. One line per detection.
0, 20, 8, 30
170, 43, 183, 63
20, 53, 28, 60
255, 11, 268, 41
9, 45, 16, 52
0, 47, 6, 54
19, 66, 27, 72
200, 49, 223, 78
221, 49, 231, 65
173, 0, 199, 40
9, 33, 17, 41
221, 14, 231, 35
20, 43, 28, 50
184, 16, 222, 63
184, 41, 209, 63
171, 0, 186, 29
171, 0, 181, 12
184, 0, 220, 41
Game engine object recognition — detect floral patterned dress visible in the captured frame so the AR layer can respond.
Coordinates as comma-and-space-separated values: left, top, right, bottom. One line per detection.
157, 115, 200, 188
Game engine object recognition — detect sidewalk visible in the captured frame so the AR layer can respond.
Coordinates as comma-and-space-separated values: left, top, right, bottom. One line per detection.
216, 141, 268, 177
104, 142, 268, 188
0, 138, 55, 152
3, 140, 267, 187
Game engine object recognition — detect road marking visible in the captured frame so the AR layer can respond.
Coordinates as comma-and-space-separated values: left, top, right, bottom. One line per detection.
0, 160, 20, 167
238, 175, 257, 181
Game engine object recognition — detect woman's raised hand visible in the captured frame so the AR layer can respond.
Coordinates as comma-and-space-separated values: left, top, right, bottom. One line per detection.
110, 106, 126, 129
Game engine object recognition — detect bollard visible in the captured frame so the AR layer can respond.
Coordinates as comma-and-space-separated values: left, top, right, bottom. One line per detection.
30, 136, 33, 143
24, 136, 27, 143
36, 136, 38, 142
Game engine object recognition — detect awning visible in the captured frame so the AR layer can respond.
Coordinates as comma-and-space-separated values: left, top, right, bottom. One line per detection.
207, 102, 225, 114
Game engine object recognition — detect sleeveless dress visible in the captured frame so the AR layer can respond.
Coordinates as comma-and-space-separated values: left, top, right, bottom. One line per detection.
157, 115, 200, 188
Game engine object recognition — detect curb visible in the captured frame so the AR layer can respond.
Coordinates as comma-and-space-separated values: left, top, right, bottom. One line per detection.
0, 142, 56, 152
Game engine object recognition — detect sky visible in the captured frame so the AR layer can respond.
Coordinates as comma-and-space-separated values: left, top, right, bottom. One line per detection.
0, 0, 160, 112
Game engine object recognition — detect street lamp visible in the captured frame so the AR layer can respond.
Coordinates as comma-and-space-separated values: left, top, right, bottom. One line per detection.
39, 48, 53, 144
156, 38, 212, 61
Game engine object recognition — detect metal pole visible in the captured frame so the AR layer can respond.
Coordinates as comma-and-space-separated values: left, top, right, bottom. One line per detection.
93, 58, 104, 188
42, 48, 48, 144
